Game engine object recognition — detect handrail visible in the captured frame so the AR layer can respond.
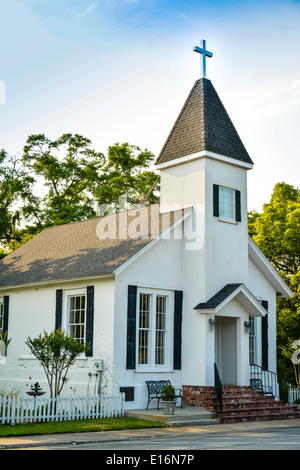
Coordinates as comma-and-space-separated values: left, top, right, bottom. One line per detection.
249, 363, 289, 400
214, 363, 223, 413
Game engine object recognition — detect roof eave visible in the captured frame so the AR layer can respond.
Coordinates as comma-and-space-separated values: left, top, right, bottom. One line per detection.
248, 236, 293, 298
0, 273, 115, 292
155, 150, 253, 171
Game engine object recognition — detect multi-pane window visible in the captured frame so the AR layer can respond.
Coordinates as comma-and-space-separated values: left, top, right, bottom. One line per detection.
137, 290, 170, 368
138, 293, 151, 365
219, 186, 235, 220
155, 296, 167, 365
68, 295, 86, 344
249, 317, 256, 365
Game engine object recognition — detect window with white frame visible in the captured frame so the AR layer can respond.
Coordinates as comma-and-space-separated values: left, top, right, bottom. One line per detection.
137, 289, 172, 368
68, 294, 86, 344
219, 186, 235, 220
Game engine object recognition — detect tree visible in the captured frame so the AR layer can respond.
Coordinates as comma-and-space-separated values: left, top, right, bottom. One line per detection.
25, 329, 90, 398
94, 142, 159, 210
0, 149, 35, 248
22, 135, 159, 228
248, 182, 300, 381
22, 133, 105, 228
281, 339, 300, 389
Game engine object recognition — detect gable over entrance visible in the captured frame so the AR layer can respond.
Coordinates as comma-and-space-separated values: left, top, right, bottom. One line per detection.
194, 283, 267, 317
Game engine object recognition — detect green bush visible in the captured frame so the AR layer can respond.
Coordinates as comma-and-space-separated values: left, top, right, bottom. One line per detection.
161, 385, 176, 401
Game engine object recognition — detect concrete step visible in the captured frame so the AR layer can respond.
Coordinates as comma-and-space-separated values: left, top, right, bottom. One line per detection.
124, 406, 219, 427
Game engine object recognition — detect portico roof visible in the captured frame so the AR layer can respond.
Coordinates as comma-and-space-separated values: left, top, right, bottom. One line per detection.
194, 283, 268, 317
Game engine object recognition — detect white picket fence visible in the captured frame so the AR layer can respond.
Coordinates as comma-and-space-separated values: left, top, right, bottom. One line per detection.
0, 392, 125, 425
288, 385, 300, 404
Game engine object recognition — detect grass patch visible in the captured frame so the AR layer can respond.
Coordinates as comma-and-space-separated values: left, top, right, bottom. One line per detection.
0, 417, 164, 438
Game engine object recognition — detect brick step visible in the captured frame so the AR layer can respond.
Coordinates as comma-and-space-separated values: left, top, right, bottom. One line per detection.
221, 401, 292, 412
221, 404, 300, 417
221, 394, 276, 404
183, 385, 300, 423
220, 410, 300, 424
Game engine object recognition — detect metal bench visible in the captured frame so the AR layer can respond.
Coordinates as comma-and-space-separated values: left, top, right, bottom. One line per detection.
145, 380, 183, 410
250, 378, 273, 395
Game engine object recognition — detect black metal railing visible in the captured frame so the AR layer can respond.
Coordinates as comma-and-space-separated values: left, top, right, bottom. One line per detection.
249, 363, 290, 400
214, 363, 223, 413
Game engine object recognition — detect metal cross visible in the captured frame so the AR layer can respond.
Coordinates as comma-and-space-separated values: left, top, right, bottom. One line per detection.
193, 40, 213, 78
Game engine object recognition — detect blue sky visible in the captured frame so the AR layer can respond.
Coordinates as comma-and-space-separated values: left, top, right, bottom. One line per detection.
1, 0, 300, 211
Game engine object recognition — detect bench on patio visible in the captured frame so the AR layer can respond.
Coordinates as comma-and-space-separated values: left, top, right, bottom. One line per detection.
145, 380, 183, 410
250, 378, 273, 395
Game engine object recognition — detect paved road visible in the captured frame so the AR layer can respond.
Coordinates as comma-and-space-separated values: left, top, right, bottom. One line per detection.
10, 423, 300, 451
71, 426, 300, 451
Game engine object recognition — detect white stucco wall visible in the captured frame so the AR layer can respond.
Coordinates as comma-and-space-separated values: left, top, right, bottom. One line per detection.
0, 276, 115, 397
113, 234, 185, 409
204, 158, 249, 298
159, 156, 249, 302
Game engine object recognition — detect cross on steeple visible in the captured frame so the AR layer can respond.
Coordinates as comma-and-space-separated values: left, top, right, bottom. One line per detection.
193, 40, 213, 79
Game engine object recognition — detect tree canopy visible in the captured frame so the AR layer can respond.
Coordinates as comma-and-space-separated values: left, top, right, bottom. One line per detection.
0, 134, 159, 253
0, 149, 36, 254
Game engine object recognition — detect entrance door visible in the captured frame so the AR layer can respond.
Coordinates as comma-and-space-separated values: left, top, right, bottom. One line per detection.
215, 316, 237, 385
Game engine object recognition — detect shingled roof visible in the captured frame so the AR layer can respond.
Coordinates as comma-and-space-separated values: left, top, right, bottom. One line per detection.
194, 283, 243, 310
155, 78, 253, 166
194, 283, 268, 317
0, 204, 190, 287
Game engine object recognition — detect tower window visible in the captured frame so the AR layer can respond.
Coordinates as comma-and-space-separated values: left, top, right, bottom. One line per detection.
213, 184, 241, 222
219, 186, 235, 220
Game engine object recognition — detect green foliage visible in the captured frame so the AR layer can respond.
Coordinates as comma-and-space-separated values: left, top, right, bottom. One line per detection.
280, 339, 300, 387
0, 136, 160, 253
0, 149, 35, 246
22, 133, 105, 227
161, 384, 176, 401
25, 328, 90, 398
93, 142, 159, 209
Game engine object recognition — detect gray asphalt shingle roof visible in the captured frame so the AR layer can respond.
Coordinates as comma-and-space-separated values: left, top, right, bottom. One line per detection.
194, 283, 243, 310
0, 204, 189, 287
155, 78, 253, 166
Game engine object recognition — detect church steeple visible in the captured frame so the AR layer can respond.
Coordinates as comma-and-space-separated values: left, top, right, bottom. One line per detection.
156, 46, 252, 299
155, 78, 253, 167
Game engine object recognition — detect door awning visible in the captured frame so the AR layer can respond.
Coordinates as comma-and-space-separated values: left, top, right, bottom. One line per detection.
194, 283, 267, 317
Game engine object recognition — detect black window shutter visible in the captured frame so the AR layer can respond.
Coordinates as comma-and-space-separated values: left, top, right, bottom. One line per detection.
261, 300, 268, 371
173, 290, 183, 370
126, 285, 137, 369
235, 190, 241, 222
55, 289, 63, 330
86, 286, 94, 357
3, 296, 9, 333
213, 184, 219, 217
3, 296, 9, 356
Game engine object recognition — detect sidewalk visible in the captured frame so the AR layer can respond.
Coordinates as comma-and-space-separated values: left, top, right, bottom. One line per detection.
1, 419, 300, 449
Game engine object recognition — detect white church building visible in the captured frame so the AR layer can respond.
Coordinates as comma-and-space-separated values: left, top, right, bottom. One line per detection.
0, 43, 293, 413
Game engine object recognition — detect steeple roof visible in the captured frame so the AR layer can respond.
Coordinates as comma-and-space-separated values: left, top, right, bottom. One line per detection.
155, 78, 253, 166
